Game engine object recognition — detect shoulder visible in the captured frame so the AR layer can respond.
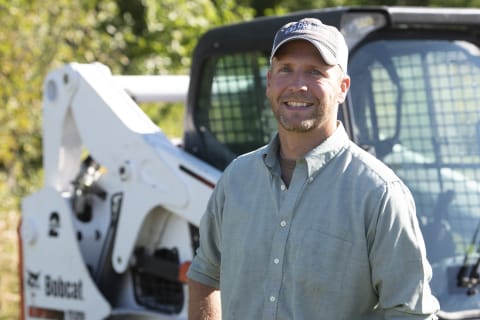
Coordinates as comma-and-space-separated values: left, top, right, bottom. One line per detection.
343, 141, 401, 186
340, 142, 416, 219
223, 145, 269, 177
337, 141, 414, 207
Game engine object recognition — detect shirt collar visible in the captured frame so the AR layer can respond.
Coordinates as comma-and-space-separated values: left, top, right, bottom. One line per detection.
263, 122, 350, 178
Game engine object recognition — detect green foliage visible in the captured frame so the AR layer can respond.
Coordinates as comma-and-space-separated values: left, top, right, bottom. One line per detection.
0, 0, 254, 215
0, 1, 126, 316
109, 0, 254, 74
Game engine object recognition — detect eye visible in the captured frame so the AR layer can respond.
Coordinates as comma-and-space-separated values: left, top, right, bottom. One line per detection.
278, 66, 292, 73
309, 68, 324, 76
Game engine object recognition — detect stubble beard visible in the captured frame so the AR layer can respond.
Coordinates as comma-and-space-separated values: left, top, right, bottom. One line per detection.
275, 105, 324, 133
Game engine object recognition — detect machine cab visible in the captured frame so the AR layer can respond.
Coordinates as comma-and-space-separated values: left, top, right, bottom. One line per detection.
184, 7, 480, 317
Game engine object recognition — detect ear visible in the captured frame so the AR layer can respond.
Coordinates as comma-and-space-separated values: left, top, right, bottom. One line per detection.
337, 74, 351, 104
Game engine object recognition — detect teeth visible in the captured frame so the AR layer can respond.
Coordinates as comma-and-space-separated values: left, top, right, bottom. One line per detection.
286, 101, 310, 107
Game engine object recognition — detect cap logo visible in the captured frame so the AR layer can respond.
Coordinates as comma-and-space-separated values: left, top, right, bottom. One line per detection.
283, 20, 319, 34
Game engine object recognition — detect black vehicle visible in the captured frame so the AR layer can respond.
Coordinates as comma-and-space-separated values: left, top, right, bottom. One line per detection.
184, 6, 480, 319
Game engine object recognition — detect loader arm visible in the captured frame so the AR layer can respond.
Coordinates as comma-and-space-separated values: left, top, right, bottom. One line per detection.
20, 62, 220, 319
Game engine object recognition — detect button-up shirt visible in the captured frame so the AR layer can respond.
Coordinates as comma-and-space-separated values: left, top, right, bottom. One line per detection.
188, 123, 440, 319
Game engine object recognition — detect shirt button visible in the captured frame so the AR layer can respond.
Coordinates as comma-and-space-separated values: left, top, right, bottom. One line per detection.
273, 258, 280, 264
269, 296, 276, 302
280, 184, 286, 191
280, 220, 287, 227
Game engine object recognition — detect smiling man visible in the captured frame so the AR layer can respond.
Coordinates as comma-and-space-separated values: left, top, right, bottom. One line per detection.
187, 18, 440, 319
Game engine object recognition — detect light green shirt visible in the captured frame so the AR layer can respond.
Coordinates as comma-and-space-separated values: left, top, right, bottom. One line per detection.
188, 123, 440, 319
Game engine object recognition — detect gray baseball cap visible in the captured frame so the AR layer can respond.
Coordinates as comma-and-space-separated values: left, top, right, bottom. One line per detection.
270, 18, 349, 73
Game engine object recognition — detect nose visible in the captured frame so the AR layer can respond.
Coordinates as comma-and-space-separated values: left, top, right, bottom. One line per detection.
287, 71, 308, 92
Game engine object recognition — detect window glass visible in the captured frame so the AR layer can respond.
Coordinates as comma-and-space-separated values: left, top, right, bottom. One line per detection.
350, 39, 480, 311
196, 53, 274, 169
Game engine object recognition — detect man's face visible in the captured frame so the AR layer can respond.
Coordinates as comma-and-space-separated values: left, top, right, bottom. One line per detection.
266, 40, 350, 134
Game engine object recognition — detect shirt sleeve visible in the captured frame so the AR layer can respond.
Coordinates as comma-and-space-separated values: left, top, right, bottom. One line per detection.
186, 172, 226, 289
369, 180, 440, 319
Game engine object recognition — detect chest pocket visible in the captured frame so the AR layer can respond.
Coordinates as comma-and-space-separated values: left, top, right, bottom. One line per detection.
291, 225, 353, 295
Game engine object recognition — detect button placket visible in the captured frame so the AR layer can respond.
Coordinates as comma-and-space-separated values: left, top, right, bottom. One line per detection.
263, 165, 307, 319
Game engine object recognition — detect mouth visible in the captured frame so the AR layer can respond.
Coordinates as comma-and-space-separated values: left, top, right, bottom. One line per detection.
283, 100, 314, 109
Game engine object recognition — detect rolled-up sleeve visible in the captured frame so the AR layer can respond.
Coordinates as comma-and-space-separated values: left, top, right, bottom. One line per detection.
369, 181, 440, 319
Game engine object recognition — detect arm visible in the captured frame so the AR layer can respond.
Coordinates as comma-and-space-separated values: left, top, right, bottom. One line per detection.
188, 171, 229, 319
369, 181, 439, 319
188, 278, 221, 320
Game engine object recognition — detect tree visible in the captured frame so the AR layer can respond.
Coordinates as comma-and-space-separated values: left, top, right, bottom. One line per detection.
0, 1, 128, 317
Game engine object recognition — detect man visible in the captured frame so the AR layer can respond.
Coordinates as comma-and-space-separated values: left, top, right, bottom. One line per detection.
187, 18, 440, 319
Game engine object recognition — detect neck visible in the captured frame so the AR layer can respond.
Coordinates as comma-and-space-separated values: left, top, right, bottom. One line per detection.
278, 149, 296, 186
278, 125, 335, 160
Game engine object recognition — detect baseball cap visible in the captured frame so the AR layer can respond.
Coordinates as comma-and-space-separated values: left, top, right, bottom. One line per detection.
270, 18, 349, 73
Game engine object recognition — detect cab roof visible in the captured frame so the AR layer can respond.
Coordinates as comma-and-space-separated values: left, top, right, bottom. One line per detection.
192, 6, 480, 60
